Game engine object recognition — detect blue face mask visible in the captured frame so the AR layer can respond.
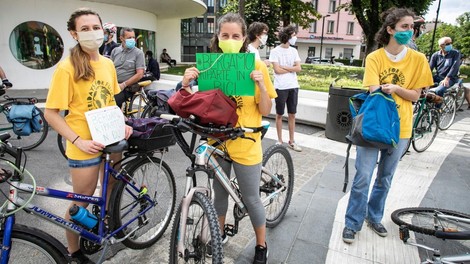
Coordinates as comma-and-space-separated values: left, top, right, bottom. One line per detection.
444, 44, 452, 52
393, 30, 413, 45
125, 38, 136, 49
103, 35, 108, 42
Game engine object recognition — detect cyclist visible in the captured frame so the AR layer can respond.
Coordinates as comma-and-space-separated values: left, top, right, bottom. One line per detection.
429, 37, 462, 97
407, 16, 425, 51
99, 22, 119, 58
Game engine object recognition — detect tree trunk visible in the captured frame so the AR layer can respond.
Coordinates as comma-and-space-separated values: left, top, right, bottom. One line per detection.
239, 0, 245, 17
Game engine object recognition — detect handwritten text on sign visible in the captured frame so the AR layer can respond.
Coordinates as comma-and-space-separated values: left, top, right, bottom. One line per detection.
196, 53, 255, 96
85, 106, 125, 146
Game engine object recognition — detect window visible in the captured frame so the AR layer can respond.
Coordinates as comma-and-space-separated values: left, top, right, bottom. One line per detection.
325, 47, 333, 59
207, 18, 215, 34
347, 22, 354, 35
9, 21, 64, 69
196, 18, 204, 33
207, 0, 214, 7
309, 21, 317, 33
308, 47, 315, 57
327, 21, 334, 34
344, 48, 353, 59
182, 19, 192, 34
311, 0, 318, 10
329, 0, 336, 13
219, 0, 227, 8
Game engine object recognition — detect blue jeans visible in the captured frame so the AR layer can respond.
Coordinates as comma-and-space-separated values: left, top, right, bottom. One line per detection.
345, 139, 408, 232
433, 75, 457, 97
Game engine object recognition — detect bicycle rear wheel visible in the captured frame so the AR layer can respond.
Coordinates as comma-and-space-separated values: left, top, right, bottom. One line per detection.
438, 93, 456, 130
261, 144, 294, 228
127, 93, 147, 118
0, 224, 68, 263
109, 155, 176, 249
412, 109, 439, 152
0, 104, 49, 150
456, 85, 466, 110
391, 207, 470, 237
169, 192, 223, 264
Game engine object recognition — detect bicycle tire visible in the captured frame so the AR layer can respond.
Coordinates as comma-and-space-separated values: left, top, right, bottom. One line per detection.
412, 109, 439, 152
109, 155, 176, 249
455, 84, 466, 111
0, 103, 49, 150
57, 134, 67, 159
0, 224, 68, 263
169, 192, 223, 264
141, 104, 156, 118
127, 93, 147, 118
438, 93, 456, 130
261, 144, 294, 228
391, 207, 470, 237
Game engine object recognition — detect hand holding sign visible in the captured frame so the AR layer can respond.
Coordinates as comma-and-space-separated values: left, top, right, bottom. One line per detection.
85, 106, 125, 146
196, 53, 255, 96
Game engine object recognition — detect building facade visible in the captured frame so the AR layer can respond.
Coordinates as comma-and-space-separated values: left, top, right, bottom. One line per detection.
0, 0, 206, 90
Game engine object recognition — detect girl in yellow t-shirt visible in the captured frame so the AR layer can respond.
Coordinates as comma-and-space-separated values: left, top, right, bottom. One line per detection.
342, 7, 433, 245
44, 8, 132, 263
178, 13, 277, 264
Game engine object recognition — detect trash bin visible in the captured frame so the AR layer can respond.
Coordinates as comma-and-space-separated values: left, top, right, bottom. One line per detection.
325, 86, 364, 143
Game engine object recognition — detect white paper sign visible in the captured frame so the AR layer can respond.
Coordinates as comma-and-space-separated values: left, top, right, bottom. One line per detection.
85, 106, 125, 146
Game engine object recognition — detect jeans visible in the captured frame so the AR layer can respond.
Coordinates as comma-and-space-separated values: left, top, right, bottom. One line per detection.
345, 139, 408, 232
433, 75, 457, 97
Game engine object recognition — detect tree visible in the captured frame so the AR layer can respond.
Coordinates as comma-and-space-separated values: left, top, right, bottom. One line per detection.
342, 0, 433, 56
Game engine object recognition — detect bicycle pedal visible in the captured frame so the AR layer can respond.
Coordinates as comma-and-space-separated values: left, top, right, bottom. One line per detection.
224, 224, 236, 237
399, 225, 410, 242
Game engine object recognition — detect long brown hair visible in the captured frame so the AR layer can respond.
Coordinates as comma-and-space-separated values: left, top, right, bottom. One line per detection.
66, 8, 103, 81
209, 12, 248, 53
375, 7, 415, 46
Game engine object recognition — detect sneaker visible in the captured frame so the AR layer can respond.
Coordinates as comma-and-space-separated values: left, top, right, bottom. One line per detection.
69, 249, 95, 264
275, 141, 283, 145
253, 243, 268, 264
342, 227, 356, 244
367, 221, 388, 237
206, 233, 228, 257
288, 141, 302, 152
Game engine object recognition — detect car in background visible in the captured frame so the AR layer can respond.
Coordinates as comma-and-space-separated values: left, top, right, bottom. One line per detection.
304, 56, 344, 66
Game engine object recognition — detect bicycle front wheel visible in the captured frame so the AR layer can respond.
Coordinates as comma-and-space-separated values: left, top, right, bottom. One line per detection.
261, 144, 294, 228
412, 109, 439, 152
456, 85, 466, 111
391, 207, 470, 237
0, 224, 68, 263
0, 104, 49, 150
109, 155, 176, 249
438, 93, 456, 130
169, 192, 223, 264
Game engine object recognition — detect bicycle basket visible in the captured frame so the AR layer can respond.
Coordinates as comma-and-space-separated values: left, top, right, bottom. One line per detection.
126, 117, 176, 152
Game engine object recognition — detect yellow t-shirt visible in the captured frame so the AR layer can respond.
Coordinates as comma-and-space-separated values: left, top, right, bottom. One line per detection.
363, 48, 434, 138
222, 60, 277, 165
45, 56, 120, 160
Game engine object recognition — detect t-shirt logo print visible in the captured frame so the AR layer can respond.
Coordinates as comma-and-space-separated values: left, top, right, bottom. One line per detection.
231, 95, 243, 109
379, 67, 406, 86
87, 80, 113, 110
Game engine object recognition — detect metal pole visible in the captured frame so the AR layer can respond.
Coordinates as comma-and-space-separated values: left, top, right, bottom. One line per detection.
428, 0, 442, 61
319, 15, 330, 62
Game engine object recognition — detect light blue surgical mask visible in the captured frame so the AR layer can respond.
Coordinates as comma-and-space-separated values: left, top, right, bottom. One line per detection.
103, 35, 108, 42
125, 38, 136, 49
393, 30, 413, 45
444, 44, 452, 52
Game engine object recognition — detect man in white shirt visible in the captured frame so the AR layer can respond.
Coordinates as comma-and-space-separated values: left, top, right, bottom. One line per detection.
269, 25, 302, 152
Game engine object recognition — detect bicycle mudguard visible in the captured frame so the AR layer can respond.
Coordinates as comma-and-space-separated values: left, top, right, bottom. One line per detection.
435, 230, 470, 240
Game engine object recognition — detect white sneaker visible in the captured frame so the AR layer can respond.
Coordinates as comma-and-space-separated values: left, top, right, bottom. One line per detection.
288, 141, 302, 152
275, 141, 283, 145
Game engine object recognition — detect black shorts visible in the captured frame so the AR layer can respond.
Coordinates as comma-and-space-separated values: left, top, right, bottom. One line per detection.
275, 88, 299, 115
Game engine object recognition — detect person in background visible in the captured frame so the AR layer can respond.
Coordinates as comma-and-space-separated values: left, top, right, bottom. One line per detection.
350, 55, 354, 66
0, 66, 13, 88
99, 22, 119, 58
342, 7, 433, 244
144, 50, 160, 81
429, 36, 461, 97
247, 22, 269, 62
407, 16, 425, 51
178, 12, 277, 264
160, 48, 176, 68
269, 25, 302, 152
110, 27, 145, 108
44, 8, 133, 263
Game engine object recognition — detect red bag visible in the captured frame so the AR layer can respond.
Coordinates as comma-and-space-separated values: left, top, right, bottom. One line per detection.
168, 89, 238, 127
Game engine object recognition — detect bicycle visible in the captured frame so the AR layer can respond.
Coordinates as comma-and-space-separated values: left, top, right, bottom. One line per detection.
430, 83, 457, 131
401, 90, 440, 158
0, 131, 177, 263
0, 84, 49, 150
391, 207, 470, 263
157, 113, 295, 263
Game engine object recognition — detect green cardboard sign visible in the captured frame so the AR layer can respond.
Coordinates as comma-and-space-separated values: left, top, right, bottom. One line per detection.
196, 53, 255, 96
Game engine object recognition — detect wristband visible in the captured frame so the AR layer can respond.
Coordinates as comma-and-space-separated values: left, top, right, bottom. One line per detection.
72, 136, 80, 144
123, 81, 127, 88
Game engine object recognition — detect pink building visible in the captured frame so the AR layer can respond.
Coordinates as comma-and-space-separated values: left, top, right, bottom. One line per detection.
295, 0, 363, 62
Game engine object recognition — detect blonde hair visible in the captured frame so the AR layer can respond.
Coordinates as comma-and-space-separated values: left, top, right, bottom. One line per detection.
66, 8, 102, 81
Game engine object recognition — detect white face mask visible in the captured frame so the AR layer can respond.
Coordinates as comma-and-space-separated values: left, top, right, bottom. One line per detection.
259, 34, 268, 45
77, 30, 104, 53
288, 36, 297, 46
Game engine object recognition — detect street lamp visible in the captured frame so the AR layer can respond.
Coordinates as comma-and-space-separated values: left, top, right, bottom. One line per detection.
319, 14, 331, 63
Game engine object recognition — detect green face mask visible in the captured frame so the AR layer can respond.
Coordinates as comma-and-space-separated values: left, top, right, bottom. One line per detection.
218, 39, 243, 53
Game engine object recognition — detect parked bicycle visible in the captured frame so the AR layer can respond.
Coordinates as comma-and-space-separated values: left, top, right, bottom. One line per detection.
0, 84, 48, 150
391, 207, 470, 263
156, 113, 295, 263
0, 132, 176, 263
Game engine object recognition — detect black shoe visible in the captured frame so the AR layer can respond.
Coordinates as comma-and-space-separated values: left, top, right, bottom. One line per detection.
253, 243, 268, 264
206, 233, 228, 257
69, 249, 95, 264
342, 227, 356, 244
367, 221, 388, 237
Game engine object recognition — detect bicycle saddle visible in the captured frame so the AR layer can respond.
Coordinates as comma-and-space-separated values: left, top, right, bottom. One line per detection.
138, 80, 152, 87
103, 140, 128, 153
